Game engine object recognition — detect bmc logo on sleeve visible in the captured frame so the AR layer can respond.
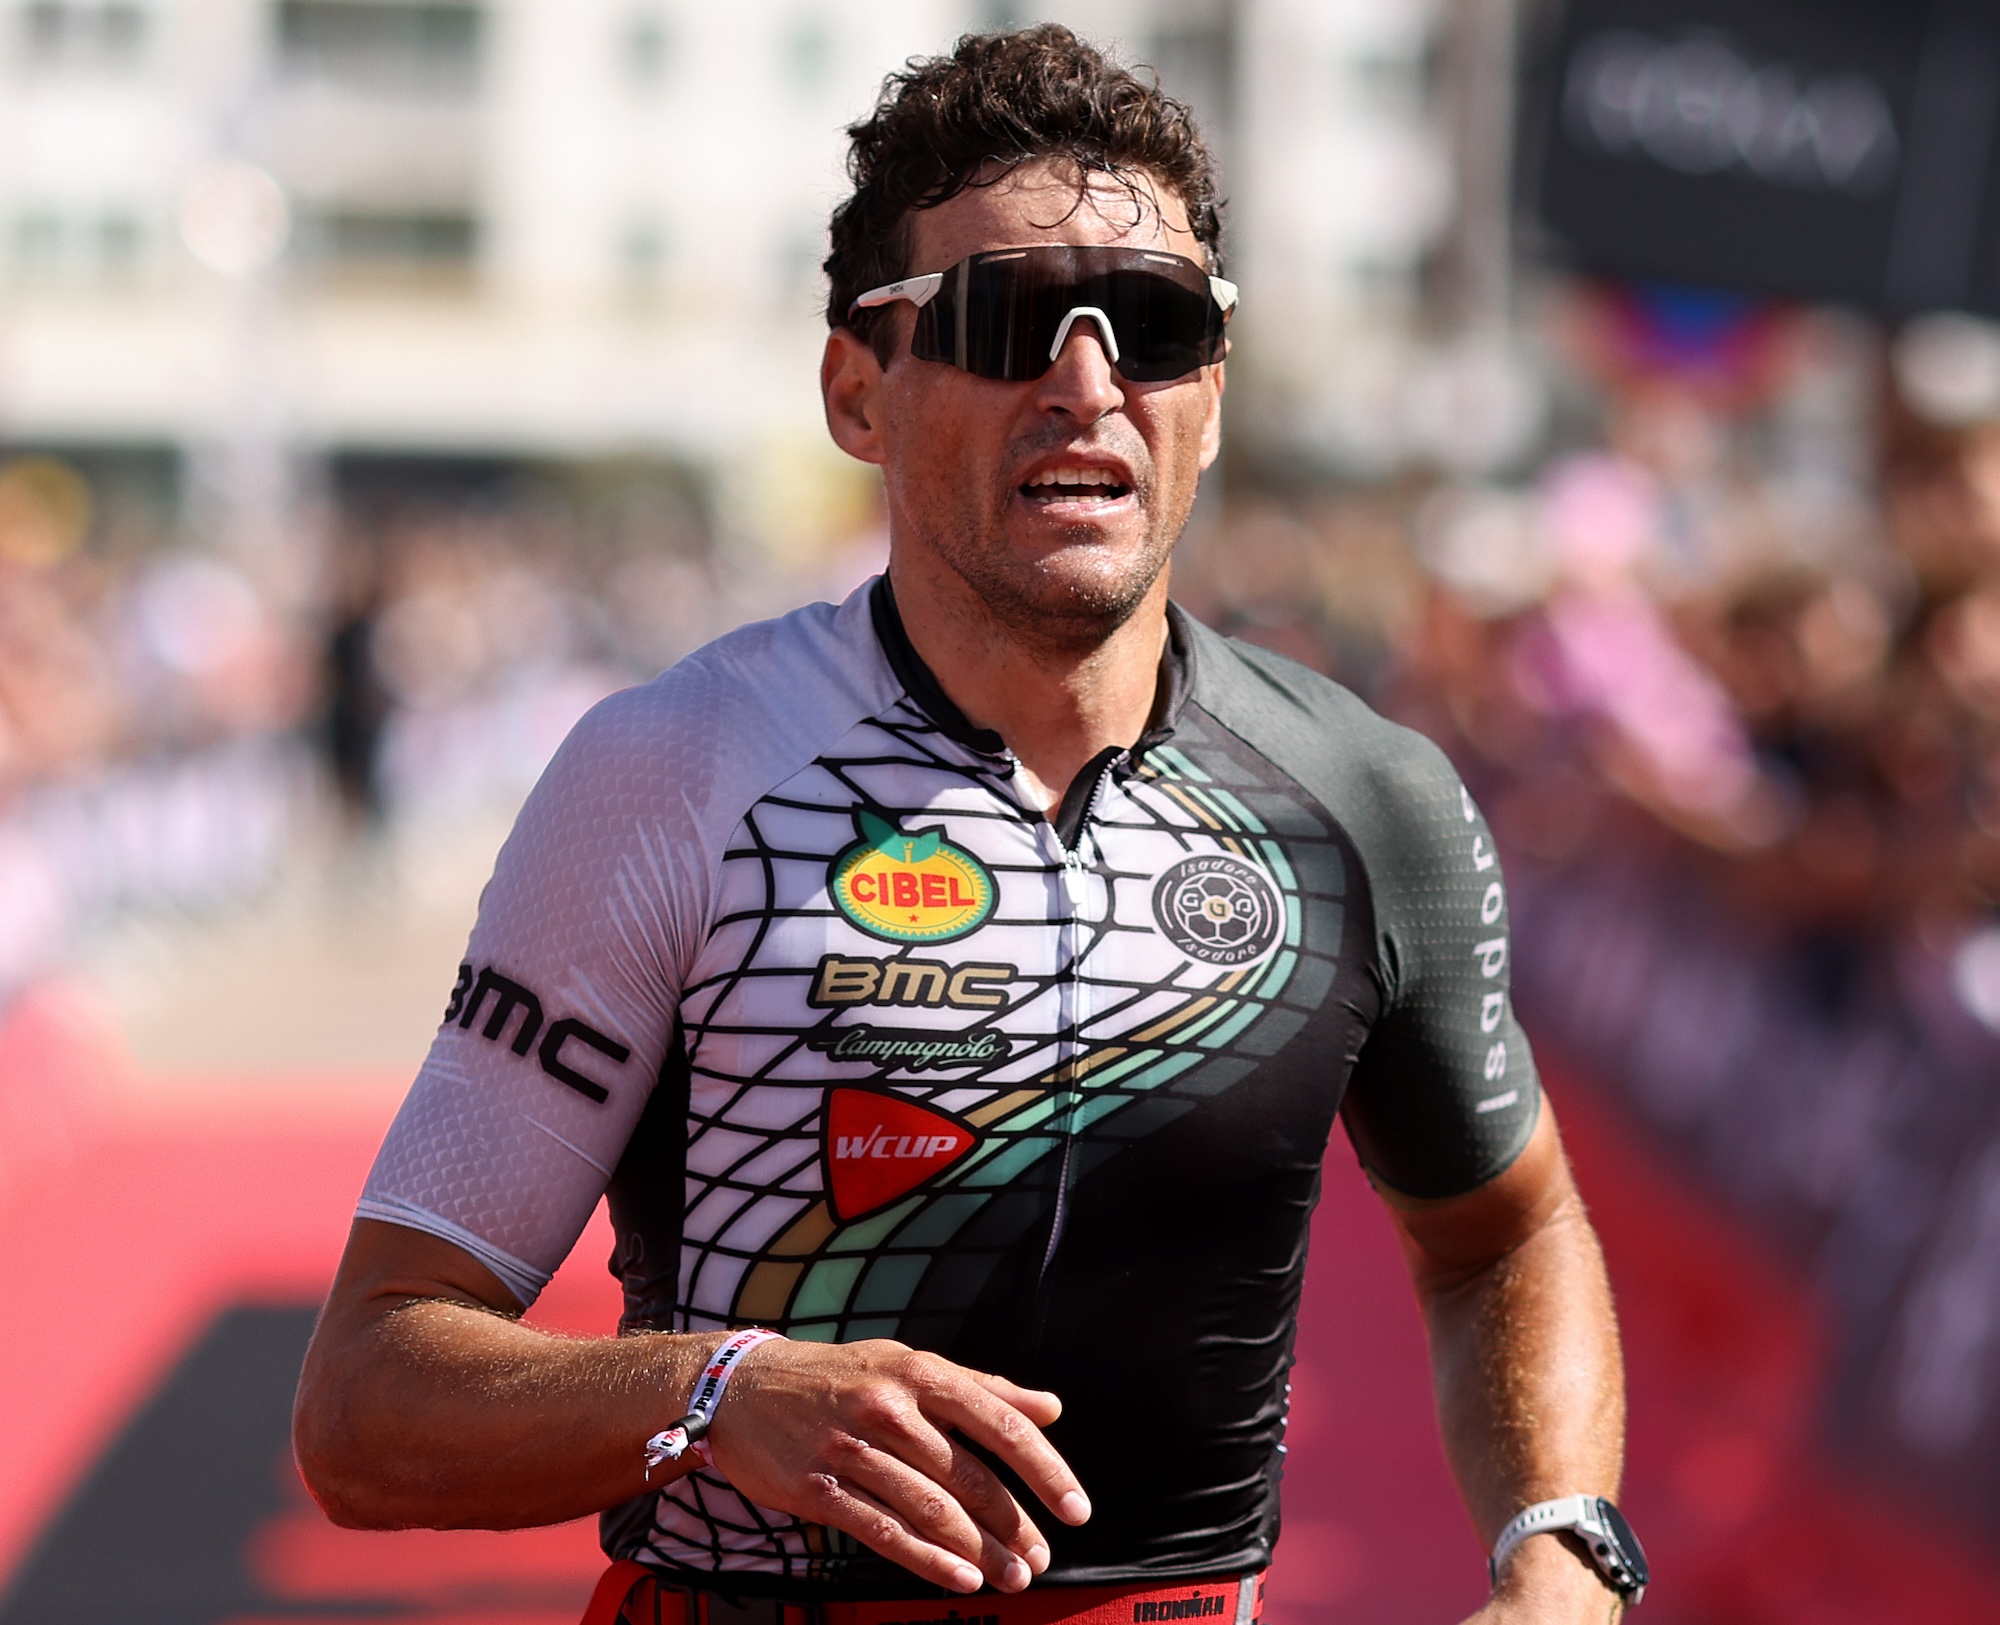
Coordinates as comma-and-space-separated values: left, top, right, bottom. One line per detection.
444, 963, 630, 1103
823, 1086, 979, 1220
829, 809, 996, 945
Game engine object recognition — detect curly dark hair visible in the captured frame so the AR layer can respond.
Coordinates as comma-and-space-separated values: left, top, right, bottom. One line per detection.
825, 24, 1224, 361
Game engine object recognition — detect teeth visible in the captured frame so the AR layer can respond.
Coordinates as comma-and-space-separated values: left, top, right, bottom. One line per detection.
1026, 466, 1122, 488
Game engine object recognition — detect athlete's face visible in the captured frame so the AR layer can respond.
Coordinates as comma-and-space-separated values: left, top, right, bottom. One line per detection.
822, 161, 1226, 647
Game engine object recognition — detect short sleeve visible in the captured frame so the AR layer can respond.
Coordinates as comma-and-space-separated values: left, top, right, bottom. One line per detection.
354, 590, 900, 1305
1337, 752, 1540, 1199
357, 682, 711, 1304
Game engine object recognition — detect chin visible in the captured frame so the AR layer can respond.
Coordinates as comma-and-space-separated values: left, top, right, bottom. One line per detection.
957, 533, 1170, 641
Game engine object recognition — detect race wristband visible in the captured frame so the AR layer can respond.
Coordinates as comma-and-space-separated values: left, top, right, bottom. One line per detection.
643, 1327, 784, 1477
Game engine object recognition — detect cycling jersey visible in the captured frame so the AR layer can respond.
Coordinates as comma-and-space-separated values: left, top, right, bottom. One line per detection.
359, 576, 1540, 1597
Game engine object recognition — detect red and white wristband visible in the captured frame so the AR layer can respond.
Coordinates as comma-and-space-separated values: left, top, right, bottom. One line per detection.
643, 1327, 784, 1478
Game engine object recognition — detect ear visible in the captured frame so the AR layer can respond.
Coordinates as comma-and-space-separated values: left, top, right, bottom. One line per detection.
822, 327, 888, 467
1197, 357, 1227, 472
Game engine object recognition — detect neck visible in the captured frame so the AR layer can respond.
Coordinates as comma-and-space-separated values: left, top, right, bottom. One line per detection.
885, 551, 1171, 814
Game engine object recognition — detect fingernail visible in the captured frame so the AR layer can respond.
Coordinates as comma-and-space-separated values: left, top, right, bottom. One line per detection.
952, 1565, 983, 1593
1059, 1491, 1091, 1524
1027, 1543, 1051, 1574
1001, 1558, 1031, 1591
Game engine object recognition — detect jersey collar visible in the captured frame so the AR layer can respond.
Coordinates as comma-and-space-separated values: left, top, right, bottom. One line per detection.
867, 574, 1195, 761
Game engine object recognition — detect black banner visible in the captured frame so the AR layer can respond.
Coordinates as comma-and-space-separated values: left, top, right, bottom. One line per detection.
1526, 0, 2000, 313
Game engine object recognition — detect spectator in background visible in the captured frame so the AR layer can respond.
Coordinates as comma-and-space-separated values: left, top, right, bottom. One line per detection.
321, 537, 390, 830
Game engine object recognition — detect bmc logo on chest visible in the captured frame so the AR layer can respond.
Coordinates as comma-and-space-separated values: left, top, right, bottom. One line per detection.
809, 954, 1015, 1010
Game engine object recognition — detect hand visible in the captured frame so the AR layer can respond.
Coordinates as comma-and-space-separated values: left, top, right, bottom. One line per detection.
704, 1337, 1090, 1595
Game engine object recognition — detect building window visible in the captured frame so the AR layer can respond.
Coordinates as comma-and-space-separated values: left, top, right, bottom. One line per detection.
293, 206, 480, 277
1147, 12, 1233, 140
9, 207, 150, 281
99, 0, 141, 58
24, 0, 65, 58
620, 218, 667, 289
783, 9, 828, 95
98, 211, 142, 271
18, 0, 150, 71
622, 8, 670, 91
13, 209, 63, 272
276, 0, 482, 97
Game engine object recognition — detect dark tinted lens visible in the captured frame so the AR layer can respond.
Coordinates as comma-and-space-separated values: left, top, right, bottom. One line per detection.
909, 248, 1223, 381
966, 252, 1056, 379
1096, 267, 1223, 381
907, 253, 1049, 379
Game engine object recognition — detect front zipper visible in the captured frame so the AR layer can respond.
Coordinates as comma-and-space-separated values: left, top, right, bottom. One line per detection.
1028, 750, 1125, 1340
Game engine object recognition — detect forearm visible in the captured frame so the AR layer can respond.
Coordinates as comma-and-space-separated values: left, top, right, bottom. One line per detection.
1384, 1107, 1629, 1621
295, 1222, 1086, 1591
295, 1296, 726, 1530
1418, 1202, 1624, 1543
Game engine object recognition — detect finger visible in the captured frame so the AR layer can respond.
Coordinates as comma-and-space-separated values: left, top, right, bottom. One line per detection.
798, 1470, 987, 1594
940, 1434, 1051, 1575
834, 1443, 1038, 1592
909, 1365, 1091, 1526
969, 1370, 1062, 1427
853, 1402, 1050, 1566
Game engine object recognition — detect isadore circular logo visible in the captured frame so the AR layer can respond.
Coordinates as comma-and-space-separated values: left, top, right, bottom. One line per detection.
1151, 853, 1283, 966
830, 809, 996, 945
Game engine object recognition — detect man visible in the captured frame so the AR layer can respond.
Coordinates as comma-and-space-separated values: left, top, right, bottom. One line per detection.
295, 26, 1639, 1625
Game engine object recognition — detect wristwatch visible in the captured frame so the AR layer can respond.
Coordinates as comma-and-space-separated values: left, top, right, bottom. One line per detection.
1489, 1495, 1648, 1606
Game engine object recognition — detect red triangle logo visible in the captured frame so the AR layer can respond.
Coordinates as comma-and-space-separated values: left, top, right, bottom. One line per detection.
823, 1088, 980, 1222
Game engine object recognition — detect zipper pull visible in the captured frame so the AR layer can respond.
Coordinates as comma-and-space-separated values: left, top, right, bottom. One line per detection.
1060, 840, 1089, 905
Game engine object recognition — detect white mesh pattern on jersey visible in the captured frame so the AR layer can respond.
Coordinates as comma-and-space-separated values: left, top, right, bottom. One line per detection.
359, 588, 899, 1302
631, 701, 1336, 1579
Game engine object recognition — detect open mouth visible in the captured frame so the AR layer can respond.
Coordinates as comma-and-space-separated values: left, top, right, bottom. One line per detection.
1020, 466, 1134, 505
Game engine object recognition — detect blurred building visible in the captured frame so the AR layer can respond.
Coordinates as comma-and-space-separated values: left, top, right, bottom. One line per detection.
0, 0, 1477, 539
0, 0, 1480, 1005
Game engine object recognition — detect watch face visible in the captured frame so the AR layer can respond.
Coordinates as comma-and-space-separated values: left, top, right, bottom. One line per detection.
1591, 1498, 1651, 1595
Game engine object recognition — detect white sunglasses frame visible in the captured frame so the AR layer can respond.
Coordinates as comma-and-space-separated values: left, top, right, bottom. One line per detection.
851, 255, 1239, 367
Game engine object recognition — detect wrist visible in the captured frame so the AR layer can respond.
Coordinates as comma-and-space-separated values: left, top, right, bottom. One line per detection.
644, 1327, 786, 1478
1492, 1531, 1626, 1619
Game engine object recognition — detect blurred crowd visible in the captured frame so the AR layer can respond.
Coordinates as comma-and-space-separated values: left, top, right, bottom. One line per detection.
7, 272, 2000, 1519
0, 455, 309, 997
0, 450, 881, 1003
1401, 294, 2000, 1030
0, 455, 302, 791
1157, 284, 2000, 1525
10, 288, 2000, 1018
9, 288, 2000, 1031
1185, 283, 2000, 1521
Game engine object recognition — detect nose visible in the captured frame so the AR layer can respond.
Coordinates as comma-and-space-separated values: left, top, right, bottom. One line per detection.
1035, 310, 1124, 423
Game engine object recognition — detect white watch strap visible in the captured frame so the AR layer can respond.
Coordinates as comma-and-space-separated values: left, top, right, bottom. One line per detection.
1490, 1493, 1600, 1580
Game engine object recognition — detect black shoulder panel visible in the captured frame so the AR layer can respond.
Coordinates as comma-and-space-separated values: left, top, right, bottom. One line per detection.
1183, 616, 1540, 1198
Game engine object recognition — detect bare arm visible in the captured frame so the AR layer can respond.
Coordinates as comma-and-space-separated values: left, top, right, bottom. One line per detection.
293, 1218, 1089, 1594
1377, 1103, 1627, 1623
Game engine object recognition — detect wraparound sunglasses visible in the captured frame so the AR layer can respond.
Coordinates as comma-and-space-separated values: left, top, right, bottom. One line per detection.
852, 245, 1238, 384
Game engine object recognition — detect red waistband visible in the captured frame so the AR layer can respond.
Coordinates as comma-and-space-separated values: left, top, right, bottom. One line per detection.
582, 1563, 1265, 1625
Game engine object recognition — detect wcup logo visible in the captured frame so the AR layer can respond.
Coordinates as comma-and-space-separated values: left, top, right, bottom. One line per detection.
823, 1087, 979, 1220
1151, 853, 1282, 966
830, 809, 996, 945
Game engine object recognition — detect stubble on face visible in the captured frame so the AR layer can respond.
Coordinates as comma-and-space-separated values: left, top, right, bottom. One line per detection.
882, 164, 1220, 656
926, 416, 1182, 652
